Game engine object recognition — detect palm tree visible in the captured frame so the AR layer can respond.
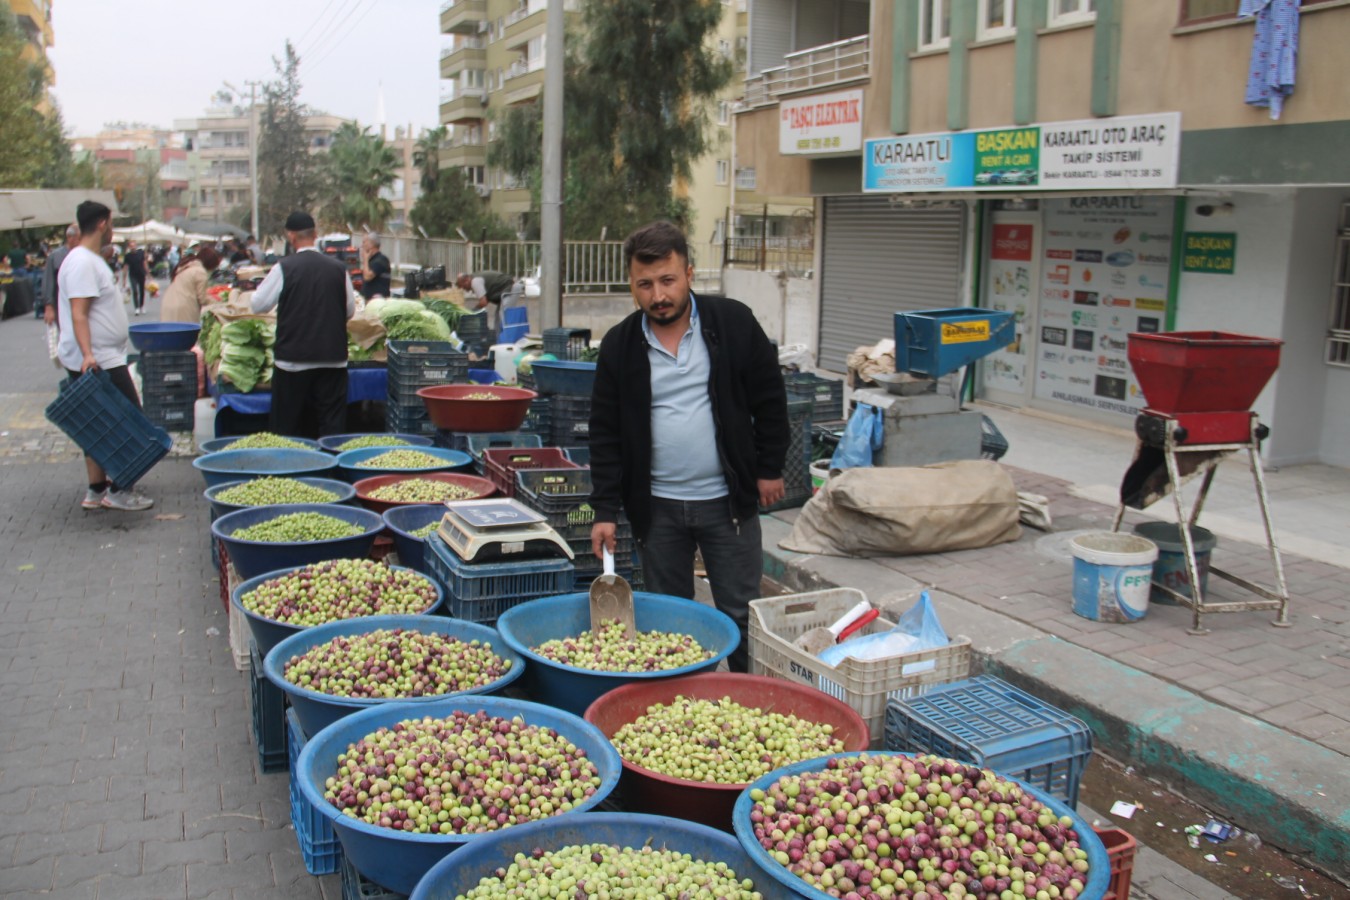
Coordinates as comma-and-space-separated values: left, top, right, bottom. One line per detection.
319, 123, 399, 231
413, 125, 448, 195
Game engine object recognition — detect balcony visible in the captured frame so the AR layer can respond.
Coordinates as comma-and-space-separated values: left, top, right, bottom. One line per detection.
440, 90, 488, 124
440, 38, 486, 78
503, 5, 545, 48
502, 59, 546, 105
439, 141, 487, 170
440, 0, 487, 35
743, 34, 870, 108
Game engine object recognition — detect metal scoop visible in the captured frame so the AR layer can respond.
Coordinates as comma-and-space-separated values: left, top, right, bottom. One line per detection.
589, 546, 636, 639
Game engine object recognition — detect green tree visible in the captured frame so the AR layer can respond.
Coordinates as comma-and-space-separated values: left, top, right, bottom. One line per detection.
256, 41, 319, 236
413, 125, 448, 194
0, 2, 69, 188
489, 1, 730, 239
409, 167, 513, 241
317, 122, 398, 231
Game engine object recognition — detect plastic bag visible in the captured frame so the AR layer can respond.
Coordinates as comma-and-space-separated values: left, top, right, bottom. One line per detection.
817, 591, 949, 664
830, 403, 884, 470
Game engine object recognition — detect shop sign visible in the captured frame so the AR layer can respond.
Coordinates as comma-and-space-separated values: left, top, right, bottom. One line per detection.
1182, 232, 1237, 274
779, 89, 863, 156
863, 112, 1180, 193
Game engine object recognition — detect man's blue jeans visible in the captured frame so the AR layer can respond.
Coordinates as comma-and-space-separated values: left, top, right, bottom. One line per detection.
640, 496, 762, 672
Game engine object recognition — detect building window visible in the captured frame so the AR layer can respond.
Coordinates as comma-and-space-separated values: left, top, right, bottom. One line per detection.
1329, 203, 1350, 367
919, 0, 951, 50
1048, 0, 1095, 26
977, 0, 1016, 40
1180, 0, 1331, 23
717, 100, 730, 125
719, 39, 731, 58
735, 167, 756, 190
715, 159, 730, 185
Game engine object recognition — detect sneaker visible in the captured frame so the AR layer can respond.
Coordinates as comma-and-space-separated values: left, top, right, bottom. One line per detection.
102, 489, 153, 511
81, 488, 105, 510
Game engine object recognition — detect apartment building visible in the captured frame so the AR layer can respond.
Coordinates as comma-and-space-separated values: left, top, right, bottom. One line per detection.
437, 0, 777, 247
10, 0, 54, 110
174, 104, 347, 225
735, 0, 1350, 468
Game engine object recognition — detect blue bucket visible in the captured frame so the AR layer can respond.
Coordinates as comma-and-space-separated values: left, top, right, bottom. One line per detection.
211, 502, 385, 581
1070, 532, 1158, 623
193, 448, 337, 488
335, 446, 473, 483
294, 695, 621, 896
409, 812, 802, 900
381, 504, 446, 574
495, 592, 740, 716
1132, 521, 1217, 605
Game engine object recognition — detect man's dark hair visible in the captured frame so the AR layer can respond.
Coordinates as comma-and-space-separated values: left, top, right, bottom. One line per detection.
76, 201, 111, 236
623, 221, 688, 271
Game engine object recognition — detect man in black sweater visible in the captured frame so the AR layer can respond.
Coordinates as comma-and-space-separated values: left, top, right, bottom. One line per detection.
589, 221, 789, 671
250, 211, 355, 437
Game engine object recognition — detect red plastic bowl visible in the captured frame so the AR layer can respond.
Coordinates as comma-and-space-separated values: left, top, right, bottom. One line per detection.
353, 472, 496, 514
416, 385, 538, 433
584, 673, 870, 832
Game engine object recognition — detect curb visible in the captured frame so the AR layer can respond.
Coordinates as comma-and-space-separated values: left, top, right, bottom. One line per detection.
759, 519, 1350, 885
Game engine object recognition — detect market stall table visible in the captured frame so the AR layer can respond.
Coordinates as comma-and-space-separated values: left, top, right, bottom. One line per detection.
208, 366, 388, 437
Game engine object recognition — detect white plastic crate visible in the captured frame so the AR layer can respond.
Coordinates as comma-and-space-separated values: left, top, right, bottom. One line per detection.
226, 564, 249, 672
747, 588, 972, 747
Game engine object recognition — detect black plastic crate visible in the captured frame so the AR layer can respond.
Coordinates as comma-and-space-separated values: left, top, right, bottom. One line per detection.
387, 366, 468, 406
764, 399, 812, 512
386, 339, 466, 371
141, 379, 197, 405
980, 414, 1009, 461
518, 396, 551, 438
542, 327, 592, 361
785, 372, 845, 423
340, 854, 405, 900
514, 468, 631, 542
455, 310, 490, 338
248, 641, 287, 774
139, 351, 198, 387
385, 405, 437, 436
141, 394, 195, 431
550, 394, 590, 446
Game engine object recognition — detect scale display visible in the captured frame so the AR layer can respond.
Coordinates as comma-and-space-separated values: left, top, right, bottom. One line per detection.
445, 499, 545, 529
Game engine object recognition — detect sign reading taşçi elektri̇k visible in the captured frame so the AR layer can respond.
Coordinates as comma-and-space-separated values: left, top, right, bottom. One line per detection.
862, 112, 1181, 193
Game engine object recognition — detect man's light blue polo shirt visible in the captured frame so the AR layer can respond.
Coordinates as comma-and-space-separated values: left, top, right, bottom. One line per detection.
644, 297, 728, 500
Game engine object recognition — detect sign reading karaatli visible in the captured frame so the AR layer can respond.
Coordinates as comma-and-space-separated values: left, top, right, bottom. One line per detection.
863, 112, 1181, 193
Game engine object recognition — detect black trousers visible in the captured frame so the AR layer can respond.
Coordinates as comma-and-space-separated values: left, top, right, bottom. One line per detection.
128, 274, 146, 310
269, 366, 348, 439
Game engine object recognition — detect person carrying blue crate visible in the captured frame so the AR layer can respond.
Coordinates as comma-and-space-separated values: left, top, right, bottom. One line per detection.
588, 221, 790, 672
54, 201, 155, 512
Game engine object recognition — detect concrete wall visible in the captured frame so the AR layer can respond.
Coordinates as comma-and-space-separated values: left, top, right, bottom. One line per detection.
722, 268, 819, 350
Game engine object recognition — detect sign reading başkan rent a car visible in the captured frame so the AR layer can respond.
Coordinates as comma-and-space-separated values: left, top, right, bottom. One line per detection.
780, 89, 864, 156
862, 112, 1181, 193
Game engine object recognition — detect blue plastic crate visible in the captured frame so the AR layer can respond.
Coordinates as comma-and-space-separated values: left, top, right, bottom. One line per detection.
422, 535, 574, 623
287, 710, 342, 875
883, 674, 1093, 809
44, 370, 171, 489
248, 641, 288, 774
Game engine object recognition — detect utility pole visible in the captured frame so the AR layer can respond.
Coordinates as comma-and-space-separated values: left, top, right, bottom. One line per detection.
539, 0, 565, 331
224, 79, 261, 237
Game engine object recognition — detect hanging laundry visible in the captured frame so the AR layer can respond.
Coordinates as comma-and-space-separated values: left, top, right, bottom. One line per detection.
1239, 0, 1299, 120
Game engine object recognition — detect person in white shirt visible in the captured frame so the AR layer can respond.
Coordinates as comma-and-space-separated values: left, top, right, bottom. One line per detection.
55, 200, 154, 512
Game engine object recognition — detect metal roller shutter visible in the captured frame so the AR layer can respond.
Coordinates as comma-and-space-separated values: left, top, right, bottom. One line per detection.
818, 196, 966, 372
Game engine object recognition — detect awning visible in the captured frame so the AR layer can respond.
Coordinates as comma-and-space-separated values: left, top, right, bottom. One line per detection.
112, 219, 185, 244
0, 190, 121, 231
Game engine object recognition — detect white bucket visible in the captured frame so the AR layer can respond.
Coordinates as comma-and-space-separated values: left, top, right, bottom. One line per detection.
1069, 532, 1158, 623
809, 460, 831, 493
491, 344, 518, 383
193, 398, 218, 450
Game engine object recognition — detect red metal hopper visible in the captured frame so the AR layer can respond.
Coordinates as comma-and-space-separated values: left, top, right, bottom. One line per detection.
1128, 331, 1282, 414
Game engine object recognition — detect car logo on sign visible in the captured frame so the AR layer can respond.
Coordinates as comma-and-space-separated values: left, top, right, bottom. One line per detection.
1106, 251, 1136, 268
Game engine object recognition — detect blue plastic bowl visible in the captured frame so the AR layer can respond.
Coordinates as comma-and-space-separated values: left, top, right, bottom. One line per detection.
317, 432, 435, 453
295, 695, 621, 896
231, 562, 443, 657
731, 753, 1111, 900
531, 359, 597, 396
211, 502, 386, 581
263, 614, 524, 736
409, 812, 802, 900
495, 592, 739, 716
128, 321, 201, 352
381, 504, 445, 574
199, 435, 323, 454
203, 477, 356, 519
193, 448, 338, 489
335, 446, 472, 483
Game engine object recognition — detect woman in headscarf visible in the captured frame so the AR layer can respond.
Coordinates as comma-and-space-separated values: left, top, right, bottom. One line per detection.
159, 245, 222, 323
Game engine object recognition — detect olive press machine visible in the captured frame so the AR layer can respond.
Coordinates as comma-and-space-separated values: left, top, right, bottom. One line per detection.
851, 307, 1015, 467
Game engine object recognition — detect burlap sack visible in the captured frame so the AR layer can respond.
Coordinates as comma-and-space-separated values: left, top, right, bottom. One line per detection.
781, 460, 1021, 557
347, 314, 388, 362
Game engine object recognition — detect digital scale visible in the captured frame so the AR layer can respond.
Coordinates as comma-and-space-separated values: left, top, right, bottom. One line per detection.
435, 498, 574, 562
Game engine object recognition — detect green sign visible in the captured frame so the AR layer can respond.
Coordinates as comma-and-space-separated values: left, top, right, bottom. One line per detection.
973, 127, 1040, 186
1182, 232, 1237, 274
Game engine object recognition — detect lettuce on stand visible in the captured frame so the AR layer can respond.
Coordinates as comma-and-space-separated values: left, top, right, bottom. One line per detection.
217, 318, 275, 393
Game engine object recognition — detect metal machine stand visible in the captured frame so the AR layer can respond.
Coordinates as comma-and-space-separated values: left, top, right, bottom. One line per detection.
1112, 415, 1290, 635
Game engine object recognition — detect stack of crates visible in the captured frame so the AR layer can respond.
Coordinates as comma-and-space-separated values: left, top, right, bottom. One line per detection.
784, 372, 845, 424
139, 351, 198, 431
433, 432, 544, 473
883, 675, 1094, 809
286, 710, 342, 875
515, 468, 640, 589
247, 641, 287, 774
386, 340, 468, 435
765, 399, 813, 511
456, 310, 492, 360
422, 533, 574, 624
481, 447, 579, 497
550, 395, 591, 448
543, 327, 591, 361
519, 394, 552, 441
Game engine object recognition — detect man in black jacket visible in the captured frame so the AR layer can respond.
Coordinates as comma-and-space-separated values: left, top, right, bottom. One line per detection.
589, 221, 789, 671
250, 211, 355, 437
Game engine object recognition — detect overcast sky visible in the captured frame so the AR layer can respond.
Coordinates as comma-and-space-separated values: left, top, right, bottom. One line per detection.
49, 0, 443, 138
